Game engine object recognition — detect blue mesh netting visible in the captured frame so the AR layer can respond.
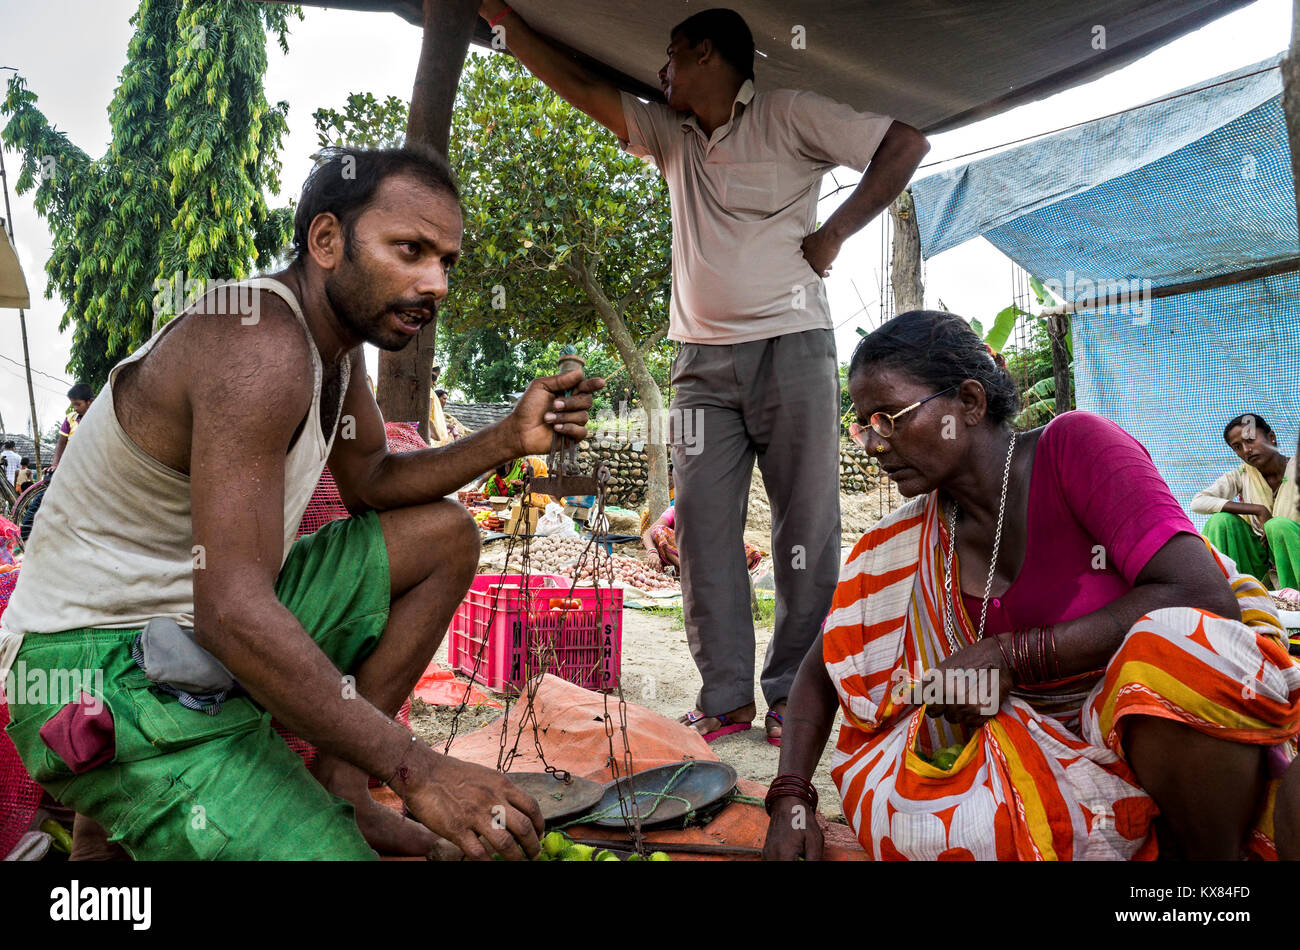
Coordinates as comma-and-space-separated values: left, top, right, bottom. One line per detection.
911, 56, 1298, 527
1072, 272, 1300, 527
983, 98, 1294, 295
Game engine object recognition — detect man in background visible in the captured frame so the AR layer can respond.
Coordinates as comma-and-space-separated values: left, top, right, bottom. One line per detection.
0, 442, 20, 487
49, 383, 95, 472
429, 364, 453, 446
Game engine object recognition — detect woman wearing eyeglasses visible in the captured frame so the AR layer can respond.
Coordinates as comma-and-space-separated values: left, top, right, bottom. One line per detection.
763, 309, 1300, 861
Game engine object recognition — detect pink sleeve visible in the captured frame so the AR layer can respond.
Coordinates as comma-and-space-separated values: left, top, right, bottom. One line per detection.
1042, 412, 1196, 585
660, 506, 675, 529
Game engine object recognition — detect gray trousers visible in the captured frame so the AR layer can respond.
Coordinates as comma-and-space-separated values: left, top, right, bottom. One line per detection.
669, 327, 842, 715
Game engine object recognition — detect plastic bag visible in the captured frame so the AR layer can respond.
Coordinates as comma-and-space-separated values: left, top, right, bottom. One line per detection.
536, 502, 579, 538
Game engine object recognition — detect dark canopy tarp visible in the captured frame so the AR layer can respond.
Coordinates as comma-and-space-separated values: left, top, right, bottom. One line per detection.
277, 0, 1252, 132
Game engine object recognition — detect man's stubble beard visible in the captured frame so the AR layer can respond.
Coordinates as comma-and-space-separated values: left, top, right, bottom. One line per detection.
323, 256, 435, 353
324, 271, 403, 352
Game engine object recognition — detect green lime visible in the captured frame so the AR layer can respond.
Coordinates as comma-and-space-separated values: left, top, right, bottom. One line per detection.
649, 851, 670, 862
542, 831, 569, 857
559, 844, 595, 861
932, 752, 958, 771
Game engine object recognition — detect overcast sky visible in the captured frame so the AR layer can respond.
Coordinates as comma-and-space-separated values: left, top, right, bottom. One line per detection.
0, 0, 1291, 436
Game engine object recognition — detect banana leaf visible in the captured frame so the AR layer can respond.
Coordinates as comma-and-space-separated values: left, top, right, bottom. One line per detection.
1029, 275, 1058, 307
984, 304, 1027, 354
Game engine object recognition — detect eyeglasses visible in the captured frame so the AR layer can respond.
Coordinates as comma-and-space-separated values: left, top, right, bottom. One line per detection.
851, 385, 959, 446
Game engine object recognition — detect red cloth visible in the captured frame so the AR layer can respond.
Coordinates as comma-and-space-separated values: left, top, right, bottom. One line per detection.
38, 692, 115, 774
0, 570, 44, 859
961, 411, 1196, 634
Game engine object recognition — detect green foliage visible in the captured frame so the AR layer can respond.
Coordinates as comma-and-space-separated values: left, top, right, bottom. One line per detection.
312, 55, 674, 403
839, 362, 855, 432
440, 325, 547, 401
966, 287, 1077, 430
445, 56, 671, 343
1002, 316, 1075, 430
1014, 374, 1060, 429
1, 0, 299, 388
313, 92, 408, 151
969, 304, 1027, 355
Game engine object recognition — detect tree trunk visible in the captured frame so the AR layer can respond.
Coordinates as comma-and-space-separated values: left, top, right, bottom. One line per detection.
889, 189, 923, 314
1048, 312, 1071, 415
377, 0, 479, 438
1285, 0, 1300, 232
575, 261, 670, 520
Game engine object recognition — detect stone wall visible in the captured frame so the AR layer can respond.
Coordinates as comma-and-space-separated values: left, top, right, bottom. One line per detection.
576, 438, 650, 509
573, 437, 889, 509
839, 438, 887, 493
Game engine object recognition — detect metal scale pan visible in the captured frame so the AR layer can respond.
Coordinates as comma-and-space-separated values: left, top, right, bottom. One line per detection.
506, 771, 606, 826
586, 761, 738, 829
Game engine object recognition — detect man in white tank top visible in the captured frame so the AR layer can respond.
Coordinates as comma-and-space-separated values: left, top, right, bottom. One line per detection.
1, 145, 603, 861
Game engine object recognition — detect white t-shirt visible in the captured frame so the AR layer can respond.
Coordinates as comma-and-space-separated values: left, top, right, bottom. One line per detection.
0, 450, 20, 484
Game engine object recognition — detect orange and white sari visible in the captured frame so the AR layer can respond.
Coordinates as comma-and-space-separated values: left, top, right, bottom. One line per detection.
824, 494, 1300, 860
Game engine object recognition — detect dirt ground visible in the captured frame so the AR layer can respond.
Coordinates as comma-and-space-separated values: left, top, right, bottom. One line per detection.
410, 468, 906, 823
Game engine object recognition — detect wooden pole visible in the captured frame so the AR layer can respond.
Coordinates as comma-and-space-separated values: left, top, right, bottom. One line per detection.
376, 0, 479, 438
0, 143, 43, 473
888, 189, 923, 313
1048, 312, 1071, 416
1283, 0, 1300, 233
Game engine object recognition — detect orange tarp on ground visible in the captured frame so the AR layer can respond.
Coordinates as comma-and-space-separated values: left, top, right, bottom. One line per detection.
376, 674, 865, 860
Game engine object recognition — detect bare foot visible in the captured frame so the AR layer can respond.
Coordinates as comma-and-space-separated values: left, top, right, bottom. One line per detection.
679, 702, 757, 737
312, 754, 437, 857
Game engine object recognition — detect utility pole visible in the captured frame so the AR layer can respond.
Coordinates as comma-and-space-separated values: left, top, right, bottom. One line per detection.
0, 94, 44, 475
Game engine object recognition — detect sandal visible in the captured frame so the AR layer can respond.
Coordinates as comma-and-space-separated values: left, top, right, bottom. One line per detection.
765, 709, 785, 747
682, 710, 752, 743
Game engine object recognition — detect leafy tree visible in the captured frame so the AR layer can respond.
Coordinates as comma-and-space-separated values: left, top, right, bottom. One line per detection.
1, 0, 298, 389
441, 324, 546, 402
313, 91, 408, 153
314, 54, 676, 516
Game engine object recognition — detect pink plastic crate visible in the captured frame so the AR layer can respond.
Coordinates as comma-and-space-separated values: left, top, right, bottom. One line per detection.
448, 574, 623, 693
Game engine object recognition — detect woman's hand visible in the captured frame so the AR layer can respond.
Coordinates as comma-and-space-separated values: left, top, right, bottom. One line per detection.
763, 797, 824, 861
922, 637, 1014, 727
1254, 504, 1274, 527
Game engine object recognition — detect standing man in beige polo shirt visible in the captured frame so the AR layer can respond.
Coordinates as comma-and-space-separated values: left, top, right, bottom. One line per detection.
479, 4, 928, 743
